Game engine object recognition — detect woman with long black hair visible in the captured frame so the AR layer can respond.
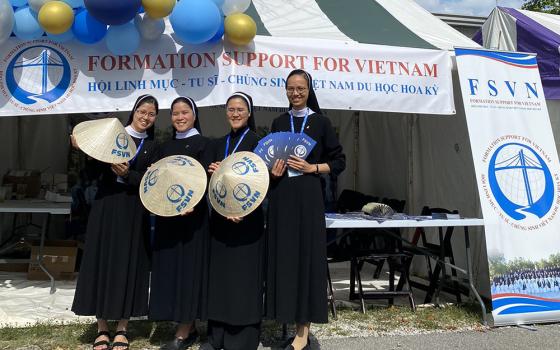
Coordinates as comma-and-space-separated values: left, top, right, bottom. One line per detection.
201, 92, 265, 350
149, 96, 210, 350
72, 94, 160, 350
266, 70, 346, 350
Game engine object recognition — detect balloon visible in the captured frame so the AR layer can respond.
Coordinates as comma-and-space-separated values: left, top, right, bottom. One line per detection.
170, 0, 221, 45
47, 27, 74, 42
207, 17, 224, 43
0, 0, 15, 45
62, 0, 84, 7
38, 1, 74, 34
84, 0, 141, 25
134, 13, 164, 41
13, 6, 45, 40
10, 0, 27, 7
72, 9, 107, 43
142, 0, 175, 19
224, 12, 255, 46
29, 0, 52, 13
221, 0, 250, 16
106, 22, 140, 55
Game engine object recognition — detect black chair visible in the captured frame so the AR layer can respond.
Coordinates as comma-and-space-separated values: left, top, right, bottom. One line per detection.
327, 193, 415, 314
409, 206, 467, 304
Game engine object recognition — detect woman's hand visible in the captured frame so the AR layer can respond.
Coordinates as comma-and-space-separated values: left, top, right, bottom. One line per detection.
287, 156, 315, 174
111, 162, 130, 177
227, 216, 243, 223
271, 159, 287, 178
180, 208, 194, 216
70, 134, 80, 150
208, 161, 221, 174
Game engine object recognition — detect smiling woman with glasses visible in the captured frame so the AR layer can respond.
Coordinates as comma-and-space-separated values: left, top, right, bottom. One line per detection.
266, 70, 346, 350
72, 94, 160, 350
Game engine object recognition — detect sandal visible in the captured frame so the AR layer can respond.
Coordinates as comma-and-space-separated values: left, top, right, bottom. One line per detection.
93, 330, 111, 350
113, 330, 130, 350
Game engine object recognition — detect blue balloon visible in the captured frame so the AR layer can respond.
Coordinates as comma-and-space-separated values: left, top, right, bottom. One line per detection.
62, 0, 85, 8
48, 29, 74, 43
72, 9, 107, 44
106, 22, 139, 55
10, 0, 27, 7
13, 6, 44, 41
207, 17, 224, 43
170, 0, 221, 45
84, 0, 141, 26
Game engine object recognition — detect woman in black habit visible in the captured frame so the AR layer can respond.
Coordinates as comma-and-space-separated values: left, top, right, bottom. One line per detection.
200, 92, 265, 350
149, 97, 210, 350
71, 94, 160, 350
267, 70, 346, 350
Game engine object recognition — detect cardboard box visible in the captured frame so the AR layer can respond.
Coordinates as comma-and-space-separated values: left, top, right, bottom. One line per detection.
27, 240, 78, 280
3, 170, 41, 198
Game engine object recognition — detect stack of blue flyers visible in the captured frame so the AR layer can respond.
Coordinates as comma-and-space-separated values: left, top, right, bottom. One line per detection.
253, 132, 317, 169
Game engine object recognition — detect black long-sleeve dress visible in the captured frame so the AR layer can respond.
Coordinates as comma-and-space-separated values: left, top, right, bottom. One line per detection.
265, 112, 345, 324
206, 129, 265, 334
149, 134, 210, 323
72, 137, 158, 320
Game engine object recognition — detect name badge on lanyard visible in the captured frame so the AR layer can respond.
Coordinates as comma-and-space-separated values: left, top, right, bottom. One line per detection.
288, 108, 309, 177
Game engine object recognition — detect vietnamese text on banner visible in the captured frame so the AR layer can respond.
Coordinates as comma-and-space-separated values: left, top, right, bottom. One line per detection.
0, 35, 455, 116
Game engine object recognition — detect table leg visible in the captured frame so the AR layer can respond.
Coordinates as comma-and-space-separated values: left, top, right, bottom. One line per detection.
464, 227, 486, 325
37, 214, 56, 294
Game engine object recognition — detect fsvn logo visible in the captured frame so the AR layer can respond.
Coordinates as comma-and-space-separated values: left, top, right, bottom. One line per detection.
488, 142, 554, 221
5, 44, 71, 105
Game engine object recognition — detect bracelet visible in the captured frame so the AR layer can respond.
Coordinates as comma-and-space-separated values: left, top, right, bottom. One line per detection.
315, 164, 319, 174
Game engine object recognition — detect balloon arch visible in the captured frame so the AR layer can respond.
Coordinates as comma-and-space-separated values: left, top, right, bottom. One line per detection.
0, 0, 258, 55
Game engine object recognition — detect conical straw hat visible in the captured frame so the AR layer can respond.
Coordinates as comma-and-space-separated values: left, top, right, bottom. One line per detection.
140, 155, 208, 217
209, 151, 270, 218
73, 118, 137, 164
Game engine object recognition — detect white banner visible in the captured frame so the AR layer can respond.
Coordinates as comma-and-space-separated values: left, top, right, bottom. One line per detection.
0, 35, 454, 116
456, 48, 560, 326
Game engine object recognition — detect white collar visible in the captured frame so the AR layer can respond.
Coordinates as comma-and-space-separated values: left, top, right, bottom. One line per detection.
125, 125, 148, 139
290, 107, 315, 117
176, 128, 200, 139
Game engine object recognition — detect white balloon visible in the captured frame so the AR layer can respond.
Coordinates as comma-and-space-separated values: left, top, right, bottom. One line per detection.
134, 14, 165, 41
0, 0, 15, 46
28, 0, 53, 13
222, 0, 251, 16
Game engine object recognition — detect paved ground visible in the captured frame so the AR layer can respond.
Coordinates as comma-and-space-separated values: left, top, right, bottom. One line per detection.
261, 323, 560, 349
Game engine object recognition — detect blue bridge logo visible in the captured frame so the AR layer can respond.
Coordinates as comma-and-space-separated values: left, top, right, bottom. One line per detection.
5, 45, 71, 105
488, 142, 554, 221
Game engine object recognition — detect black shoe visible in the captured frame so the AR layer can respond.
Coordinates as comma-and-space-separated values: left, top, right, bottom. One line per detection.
283, 337, 311, 350
160, 330, 199, 350
198, 343, 216, 350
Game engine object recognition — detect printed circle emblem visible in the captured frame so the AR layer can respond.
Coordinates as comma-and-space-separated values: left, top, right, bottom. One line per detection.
147, 169, 159, 186
232, 161, 249, 175
167, 184, 185, 203
233, 183, 251, 202
294, 145, 307, 158
215, 180, 227, 198
6, 45, 71, 105
115, 133, 129, 149
488, 142, 554, 220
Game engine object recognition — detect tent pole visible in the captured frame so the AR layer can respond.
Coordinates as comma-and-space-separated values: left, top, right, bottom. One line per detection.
407, 114, 415, 214
353, 111, 360, 191
17, 117, 23, 169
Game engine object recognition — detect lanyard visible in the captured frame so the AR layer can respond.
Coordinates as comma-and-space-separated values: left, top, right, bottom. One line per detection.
290, 108, 310, 134
224, 128, 250, 159
129, 138, 145, 165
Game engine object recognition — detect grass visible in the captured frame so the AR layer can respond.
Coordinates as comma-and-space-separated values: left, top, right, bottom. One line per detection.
0, 304, 485, 349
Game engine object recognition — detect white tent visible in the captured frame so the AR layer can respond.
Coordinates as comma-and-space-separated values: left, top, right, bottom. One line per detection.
1, 0, 491, 296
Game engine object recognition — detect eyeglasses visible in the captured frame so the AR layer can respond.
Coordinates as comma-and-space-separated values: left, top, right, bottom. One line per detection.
227, 108, 248, 114
136, 109, 156, 118
286, 87, 308, 94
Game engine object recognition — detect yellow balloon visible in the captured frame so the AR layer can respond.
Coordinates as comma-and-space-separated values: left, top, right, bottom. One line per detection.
38, 1, 74, 35
225, 13, 257, 46
143, 0, 176, 19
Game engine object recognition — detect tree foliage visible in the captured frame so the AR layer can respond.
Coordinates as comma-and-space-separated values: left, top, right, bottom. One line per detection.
522, 0, 560, 15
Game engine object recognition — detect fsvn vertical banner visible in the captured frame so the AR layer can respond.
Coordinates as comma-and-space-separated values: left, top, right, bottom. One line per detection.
456, 48, 560, 326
